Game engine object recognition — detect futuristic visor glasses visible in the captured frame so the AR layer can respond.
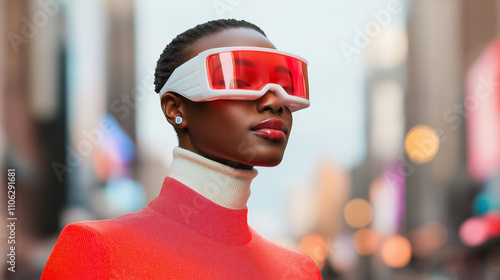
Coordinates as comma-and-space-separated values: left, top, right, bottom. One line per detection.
158, 46, 310, 112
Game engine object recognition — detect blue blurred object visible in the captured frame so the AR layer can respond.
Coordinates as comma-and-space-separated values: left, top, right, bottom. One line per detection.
104, 178, 145, 213
473, 176, 500, 215
102, 113, 135, 164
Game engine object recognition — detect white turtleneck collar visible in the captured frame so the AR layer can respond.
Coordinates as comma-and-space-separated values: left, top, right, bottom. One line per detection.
168, 147, 258, 210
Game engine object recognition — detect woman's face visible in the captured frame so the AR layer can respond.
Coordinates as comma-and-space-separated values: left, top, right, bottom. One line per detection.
175, 28, 293, 169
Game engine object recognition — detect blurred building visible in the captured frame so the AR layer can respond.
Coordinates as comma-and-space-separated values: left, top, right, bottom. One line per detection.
339, 0, 500, 279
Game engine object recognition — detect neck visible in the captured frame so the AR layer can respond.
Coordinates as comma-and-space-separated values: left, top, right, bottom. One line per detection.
168, 147, 258, 209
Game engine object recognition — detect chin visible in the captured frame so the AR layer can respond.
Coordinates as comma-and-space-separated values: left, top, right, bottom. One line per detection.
228, 143, 287, 168
247, 155, 284, 167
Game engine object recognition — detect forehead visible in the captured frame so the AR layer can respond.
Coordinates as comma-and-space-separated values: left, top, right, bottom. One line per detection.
186, 28, 276, 60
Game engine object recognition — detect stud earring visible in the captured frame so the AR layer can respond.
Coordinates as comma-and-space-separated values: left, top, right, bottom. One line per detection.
175, 116, 182, 125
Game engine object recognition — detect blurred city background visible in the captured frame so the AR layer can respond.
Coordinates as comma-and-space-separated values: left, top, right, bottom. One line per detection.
1, 0, 500, 279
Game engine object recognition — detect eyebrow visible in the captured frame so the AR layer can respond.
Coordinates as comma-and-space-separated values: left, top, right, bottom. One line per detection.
215, 57, 254, 68
211, 58, 256, 77
234, 58, 255, 67
274, 65, 292, 76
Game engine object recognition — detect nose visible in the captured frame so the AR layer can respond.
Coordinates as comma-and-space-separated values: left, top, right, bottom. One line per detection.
256, 90, 285, 116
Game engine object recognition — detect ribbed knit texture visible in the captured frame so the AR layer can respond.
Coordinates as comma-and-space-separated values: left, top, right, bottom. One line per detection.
169, 147, 258, 209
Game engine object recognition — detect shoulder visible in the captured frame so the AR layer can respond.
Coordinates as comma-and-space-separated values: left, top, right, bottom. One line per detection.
249, 228, 322, 279
64, 205, 163, 236
54, 205, 163, 244
41, 221, 112, 279
41, 208, 160, 279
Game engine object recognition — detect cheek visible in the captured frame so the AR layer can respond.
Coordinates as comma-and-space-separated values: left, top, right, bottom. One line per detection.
193, 103, 252, 140
204, 100, 233, 108
204, 101, 254, 124
282, 110, 293, 130
285, 111, 293, 125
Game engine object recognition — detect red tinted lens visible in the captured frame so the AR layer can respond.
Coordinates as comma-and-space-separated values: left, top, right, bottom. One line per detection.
206, 50, 308, 99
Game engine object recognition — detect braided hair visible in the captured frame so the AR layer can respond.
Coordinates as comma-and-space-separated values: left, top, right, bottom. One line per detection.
154, 19, 267, 93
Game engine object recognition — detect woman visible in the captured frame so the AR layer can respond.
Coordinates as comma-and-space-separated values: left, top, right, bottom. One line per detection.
42, 19, 320, 279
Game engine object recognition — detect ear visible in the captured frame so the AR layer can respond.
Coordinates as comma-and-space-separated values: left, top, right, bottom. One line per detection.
160, 92, 188, 128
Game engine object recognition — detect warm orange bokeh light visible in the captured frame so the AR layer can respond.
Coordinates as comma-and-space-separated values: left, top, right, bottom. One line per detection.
352, 228, 379, 255
410, 222, 448, 257
93, 148, 112, 181
405, 125, 439, 163
344, 199, 373, 228
315, 160, 351, 236
381, 235, 412, 268
422, 222, 447, 249
298, 234, 328, 270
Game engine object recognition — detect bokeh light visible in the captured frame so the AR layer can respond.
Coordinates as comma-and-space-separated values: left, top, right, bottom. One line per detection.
405, 125, 440, 164
410, 222, 448, 257
93, 147, 120, 181
484, 211, 500, 236
344, 199, 373, 228
380, 235, 412, 268
473, 189, 500, 215
352, 228, 380, 255
298, 234, 328, 270
315, 160, 351, 237
91, 114, 136, 181
459, 217, 489, 246
370, 175, 403, 235
421, 222, 448, 249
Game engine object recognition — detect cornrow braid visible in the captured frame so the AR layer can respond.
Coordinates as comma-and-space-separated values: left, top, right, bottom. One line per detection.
154, 19, 267, 93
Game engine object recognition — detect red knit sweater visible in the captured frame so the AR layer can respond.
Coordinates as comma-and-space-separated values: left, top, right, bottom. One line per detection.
41, 177, 322, 279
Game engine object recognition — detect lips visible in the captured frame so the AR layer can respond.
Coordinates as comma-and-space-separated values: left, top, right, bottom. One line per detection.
251, 118, 288, 141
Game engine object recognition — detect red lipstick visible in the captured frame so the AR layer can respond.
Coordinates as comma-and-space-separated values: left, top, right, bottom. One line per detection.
251, 118, 288, 141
